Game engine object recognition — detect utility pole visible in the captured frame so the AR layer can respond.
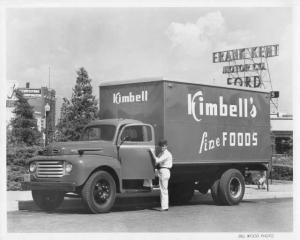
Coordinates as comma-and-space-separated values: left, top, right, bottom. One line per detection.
48, 65, 51, 89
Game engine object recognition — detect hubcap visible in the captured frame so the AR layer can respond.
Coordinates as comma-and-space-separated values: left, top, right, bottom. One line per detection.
43, 192, 58, 202
229, 177, 242, 198
93, 180, 111, 204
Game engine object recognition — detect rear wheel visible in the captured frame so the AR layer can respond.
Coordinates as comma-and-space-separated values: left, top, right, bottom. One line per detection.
210, 179, 224, 205
169, 182, 194, 205
82, 171, 116, 213
32, 190, 64, 211
219, 169, 245, 205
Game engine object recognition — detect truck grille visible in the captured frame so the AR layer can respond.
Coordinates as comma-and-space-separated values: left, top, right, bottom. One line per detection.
36, 161, 64, 178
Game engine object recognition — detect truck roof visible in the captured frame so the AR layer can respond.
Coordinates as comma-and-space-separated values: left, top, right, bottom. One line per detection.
99, 77, 270, 94
86, 118, 142, 127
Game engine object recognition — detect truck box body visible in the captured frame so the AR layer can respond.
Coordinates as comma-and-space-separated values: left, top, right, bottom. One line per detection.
99, 79, 271, 165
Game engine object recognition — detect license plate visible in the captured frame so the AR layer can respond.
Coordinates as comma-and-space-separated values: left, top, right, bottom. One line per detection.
23, 174, 31, 182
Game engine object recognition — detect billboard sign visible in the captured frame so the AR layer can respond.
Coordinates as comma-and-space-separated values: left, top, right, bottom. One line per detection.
18, 88, 42, 98
213, 44, 279, 89
213, 45, 279, 63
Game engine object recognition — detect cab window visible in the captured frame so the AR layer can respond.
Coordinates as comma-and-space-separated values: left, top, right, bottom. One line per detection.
120, 125, 152, 142
81, 125, 116, 141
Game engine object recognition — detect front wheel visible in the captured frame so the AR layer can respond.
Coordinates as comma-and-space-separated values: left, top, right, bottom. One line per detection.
82, 171, 116, 213
32, 190, 65, 211
219, 169, 245, 205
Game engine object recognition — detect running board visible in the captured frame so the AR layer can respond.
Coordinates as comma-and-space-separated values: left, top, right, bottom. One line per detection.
124, 187, 159, 193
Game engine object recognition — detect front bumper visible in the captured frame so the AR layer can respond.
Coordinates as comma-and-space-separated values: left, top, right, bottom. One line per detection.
21, 181, 77, 192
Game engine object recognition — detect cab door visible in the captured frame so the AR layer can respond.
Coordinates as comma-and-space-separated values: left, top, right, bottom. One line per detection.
118, 124, 155, 179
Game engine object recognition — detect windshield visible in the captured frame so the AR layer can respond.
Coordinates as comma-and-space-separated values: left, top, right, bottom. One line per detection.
81, 125, 116, 141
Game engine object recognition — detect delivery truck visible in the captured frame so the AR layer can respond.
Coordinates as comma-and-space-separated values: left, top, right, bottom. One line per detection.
22, 78, 271, 213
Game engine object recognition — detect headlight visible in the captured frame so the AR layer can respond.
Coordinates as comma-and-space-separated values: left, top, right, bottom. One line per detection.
65, 162, 73, 173
29, 162, 37, 172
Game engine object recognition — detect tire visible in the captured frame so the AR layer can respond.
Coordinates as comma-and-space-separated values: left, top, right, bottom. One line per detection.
169, 182, 194, 205
32, 190, 64, 211
219, 169, 245, 205
210, 179, 224, 205
82, 171, 116, 213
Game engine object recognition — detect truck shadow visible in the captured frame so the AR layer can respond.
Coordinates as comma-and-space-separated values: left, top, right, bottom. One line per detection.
19, 192, 217, 214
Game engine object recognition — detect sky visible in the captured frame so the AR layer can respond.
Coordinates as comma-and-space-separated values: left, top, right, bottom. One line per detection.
6, 7, 293, 120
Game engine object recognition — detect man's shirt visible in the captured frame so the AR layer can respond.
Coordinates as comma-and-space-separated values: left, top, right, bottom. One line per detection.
156, 149, 173, 169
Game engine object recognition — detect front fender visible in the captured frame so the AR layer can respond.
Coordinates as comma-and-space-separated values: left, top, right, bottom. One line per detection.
27, 155, 121, 188
73, 155, 122, 187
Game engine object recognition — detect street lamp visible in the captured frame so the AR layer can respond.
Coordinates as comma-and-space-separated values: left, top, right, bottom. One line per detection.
44, 103, 50, 146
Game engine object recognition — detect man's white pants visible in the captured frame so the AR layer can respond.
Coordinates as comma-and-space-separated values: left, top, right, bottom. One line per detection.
158, 168, 170, 210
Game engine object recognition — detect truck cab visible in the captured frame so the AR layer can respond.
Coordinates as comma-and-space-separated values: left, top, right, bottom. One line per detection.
23, 119, 156, 213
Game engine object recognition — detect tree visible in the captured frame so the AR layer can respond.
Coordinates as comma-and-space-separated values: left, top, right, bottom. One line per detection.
55, 98, 74, 141
10, 89, 41, 146
56, 67, 98, 141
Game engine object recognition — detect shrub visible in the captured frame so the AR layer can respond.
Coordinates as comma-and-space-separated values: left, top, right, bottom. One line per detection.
271, 155, 293, 181
7, 165, 27, 191
7, 145, 42, 166
271, 165, 293, 181
7, 145, 42, 191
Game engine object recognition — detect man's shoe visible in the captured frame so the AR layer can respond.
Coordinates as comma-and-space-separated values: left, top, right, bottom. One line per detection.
152, 207, 168, 211
160, 208, 168, 212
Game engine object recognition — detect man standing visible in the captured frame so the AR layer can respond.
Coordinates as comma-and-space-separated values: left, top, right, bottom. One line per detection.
149, 140, 173, 211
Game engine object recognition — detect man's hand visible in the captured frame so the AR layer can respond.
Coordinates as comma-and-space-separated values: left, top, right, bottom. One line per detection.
149, 148, 156, 157
149, 148, 155, 153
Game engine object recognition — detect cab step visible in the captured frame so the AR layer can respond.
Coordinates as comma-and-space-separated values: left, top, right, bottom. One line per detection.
124, 187, 159, 193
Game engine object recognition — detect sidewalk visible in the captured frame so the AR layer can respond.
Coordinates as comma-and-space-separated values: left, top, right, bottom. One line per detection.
6, 181, 293, 212
244, 182, 293, 200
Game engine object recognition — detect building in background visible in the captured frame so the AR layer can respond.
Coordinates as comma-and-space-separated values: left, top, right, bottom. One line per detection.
270, 115, 293, 155
6, 82, 56, 145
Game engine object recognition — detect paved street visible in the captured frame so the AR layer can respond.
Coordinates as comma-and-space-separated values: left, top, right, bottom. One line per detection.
7, 193, 293, 233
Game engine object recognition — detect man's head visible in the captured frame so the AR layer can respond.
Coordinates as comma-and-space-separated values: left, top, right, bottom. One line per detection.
158, 140, 168, 152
